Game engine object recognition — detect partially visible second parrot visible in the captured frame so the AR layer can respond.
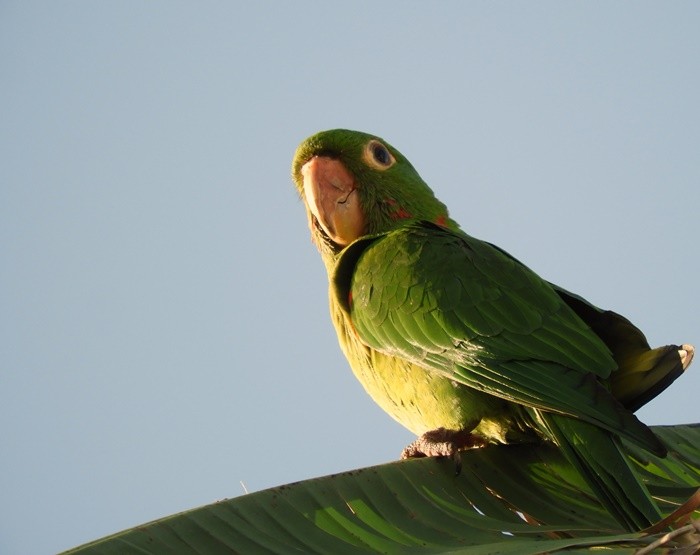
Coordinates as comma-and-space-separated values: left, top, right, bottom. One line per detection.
292, 129, 695, 531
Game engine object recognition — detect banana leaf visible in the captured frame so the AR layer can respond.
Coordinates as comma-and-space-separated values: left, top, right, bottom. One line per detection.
62, 424, 700, 554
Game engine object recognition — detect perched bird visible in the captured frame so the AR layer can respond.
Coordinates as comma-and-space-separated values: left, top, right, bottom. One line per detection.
292, 129, 694, 531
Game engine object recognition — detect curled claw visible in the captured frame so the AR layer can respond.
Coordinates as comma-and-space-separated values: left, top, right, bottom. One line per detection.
401, 428, 488, 475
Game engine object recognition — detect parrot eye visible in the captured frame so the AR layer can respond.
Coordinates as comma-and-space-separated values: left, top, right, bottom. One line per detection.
372, 143, 391, 165
363, 140, 396, 170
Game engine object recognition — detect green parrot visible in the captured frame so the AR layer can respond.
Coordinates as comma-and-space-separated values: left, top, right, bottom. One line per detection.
292, 128, 694, 532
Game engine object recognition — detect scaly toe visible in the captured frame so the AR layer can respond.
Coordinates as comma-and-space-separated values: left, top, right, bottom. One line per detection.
401, 428, 487, 460
680, 344, 695, 370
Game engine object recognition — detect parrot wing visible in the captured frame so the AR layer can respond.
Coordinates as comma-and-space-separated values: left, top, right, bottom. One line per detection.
486, 240, 688, 412
333, 222, 664, 455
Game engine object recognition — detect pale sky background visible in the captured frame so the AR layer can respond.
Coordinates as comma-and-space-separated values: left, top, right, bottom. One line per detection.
2, 3, 698, 554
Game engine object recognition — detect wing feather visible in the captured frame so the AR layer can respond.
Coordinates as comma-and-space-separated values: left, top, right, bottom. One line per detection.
336, 222, 663, 453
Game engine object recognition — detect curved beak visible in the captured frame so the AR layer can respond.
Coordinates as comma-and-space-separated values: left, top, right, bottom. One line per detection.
301, 156, 366, 246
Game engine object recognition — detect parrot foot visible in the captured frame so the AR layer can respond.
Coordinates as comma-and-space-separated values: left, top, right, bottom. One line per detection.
401, 428, 488, 475
680, 344, 694, 370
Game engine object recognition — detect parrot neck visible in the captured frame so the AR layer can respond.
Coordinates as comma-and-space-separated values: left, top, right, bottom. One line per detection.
367, 193, 462, 238
313, 215, 462, 277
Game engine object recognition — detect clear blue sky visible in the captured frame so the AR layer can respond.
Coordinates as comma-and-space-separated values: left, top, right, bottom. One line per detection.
2, 3, 698, 553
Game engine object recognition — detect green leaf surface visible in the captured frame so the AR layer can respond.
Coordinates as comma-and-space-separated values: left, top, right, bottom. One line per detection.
62, 425, 700, 554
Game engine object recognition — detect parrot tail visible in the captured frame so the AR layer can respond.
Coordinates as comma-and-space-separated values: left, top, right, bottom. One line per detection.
540, 411, 663, 531
611, 343, 694, 412
550, 285, 693, 413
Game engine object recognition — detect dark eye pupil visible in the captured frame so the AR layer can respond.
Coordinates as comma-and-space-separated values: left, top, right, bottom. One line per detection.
373, 144, 390, 165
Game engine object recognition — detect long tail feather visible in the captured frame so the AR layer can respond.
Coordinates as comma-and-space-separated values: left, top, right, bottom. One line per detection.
612, 344, 694, 412
540, 411, 662, 531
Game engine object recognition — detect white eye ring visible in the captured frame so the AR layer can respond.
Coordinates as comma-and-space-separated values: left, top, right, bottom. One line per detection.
363, 140, 396, 170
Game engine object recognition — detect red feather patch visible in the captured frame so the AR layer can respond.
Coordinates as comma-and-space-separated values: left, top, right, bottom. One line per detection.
384, 198, 412, 220
392, 207, 412, 220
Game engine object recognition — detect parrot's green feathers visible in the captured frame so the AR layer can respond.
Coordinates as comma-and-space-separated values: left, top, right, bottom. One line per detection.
334, 222, 664, 456
293, 129, 693, 531
293, 129, 458, 259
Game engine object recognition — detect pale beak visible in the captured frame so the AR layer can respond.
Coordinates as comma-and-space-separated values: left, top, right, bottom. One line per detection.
301, 156, 366, 246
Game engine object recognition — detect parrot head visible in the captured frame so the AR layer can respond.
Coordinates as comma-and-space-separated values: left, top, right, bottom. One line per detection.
292, 129, 458, 257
